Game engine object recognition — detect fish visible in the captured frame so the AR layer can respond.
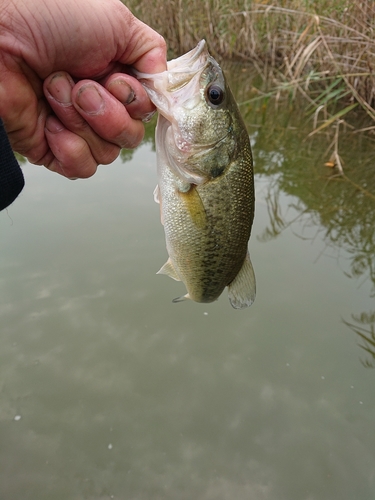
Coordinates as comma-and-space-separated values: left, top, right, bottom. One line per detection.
135, 40, 256, 309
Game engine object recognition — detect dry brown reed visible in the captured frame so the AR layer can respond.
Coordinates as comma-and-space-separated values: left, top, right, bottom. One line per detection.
126, 0, 375, 131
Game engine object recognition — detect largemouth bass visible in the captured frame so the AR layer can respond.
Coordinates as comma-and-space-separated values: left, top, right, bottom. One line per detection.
136, 40, 256, 308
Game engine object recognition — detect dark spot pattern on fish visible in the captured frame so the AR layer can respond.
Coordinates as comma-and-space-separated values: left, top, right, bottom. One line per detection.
210, 165, 225, 178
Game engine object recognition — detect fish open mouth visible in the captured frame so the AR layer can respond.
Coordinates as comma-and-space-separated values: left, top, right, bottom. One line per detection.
135, 40, 230, 172
134, 40, 210, 112
165, 40, 208, 89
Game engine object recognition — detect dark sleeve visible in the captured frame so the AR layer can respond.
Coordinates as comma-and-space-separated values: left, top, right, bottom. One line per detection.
0, 119, 25, 211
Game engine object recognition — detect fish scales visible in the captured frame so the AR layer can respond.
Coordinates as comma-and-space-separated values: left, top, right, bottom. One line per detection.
135, 40, 256, 308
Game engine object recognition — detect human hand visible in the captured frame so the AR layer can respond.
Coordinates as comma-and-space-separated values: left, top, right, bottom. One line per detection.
0, 0, 166, 178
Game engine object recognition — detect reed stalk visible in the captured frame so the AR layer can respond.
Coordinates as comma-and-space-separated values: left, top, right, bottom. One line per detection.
126, 0, 375, 135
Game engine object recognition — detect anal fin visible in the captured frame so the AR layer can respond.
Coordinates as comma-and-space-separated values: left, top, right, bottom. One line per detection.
157, 258, 181, 281
172, 293, 191, 303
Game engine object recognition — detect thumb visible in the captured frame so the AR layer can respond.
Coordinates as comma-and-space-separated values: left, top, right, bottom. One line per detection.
118, 19, 167, 74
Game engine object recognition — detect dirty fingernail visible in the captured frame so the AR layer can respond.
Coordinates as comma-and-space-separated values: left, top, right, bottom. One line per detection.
142, 110, 157, 123
76, 85, 104, 114
107, 80, 135, 105
47, 73, 74, 104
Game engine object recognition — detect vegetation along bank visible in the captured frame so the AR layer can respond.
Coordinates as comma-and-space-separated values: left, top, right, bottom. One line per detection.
126, 0, 375, 141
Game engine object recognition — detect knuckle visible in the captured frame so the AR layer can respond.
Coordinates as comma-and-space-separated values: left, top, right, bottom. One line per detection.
62, 159, 98, 179
157, 35, 167, 53
50, 139, 98, 178
117, 126, 145, 150
93, 144, 121, 165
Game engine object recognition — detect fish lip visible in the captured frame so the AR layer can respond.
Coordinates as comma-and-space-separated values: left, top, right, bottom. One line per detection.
164, 40, 209, 94
133, 39, 208, 90
166, 40, 207, 74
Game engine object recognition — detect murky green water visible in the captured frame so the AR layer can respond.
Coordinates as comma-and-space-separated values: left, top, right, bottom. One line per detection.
1, 77, 375, 499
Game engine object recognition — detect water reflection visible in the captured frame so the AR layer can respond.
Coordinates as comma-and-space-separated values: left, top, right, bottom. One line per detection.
249, 116, 375, 295
240, 98, 375, 366
1, 66, 375, 500
344, 312, 375, 368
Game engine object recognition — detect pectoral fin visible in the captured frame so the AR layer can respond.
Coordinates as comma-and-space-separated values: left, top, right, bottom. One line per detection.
153, 185, 161, 204
157, 258, 181, 281
154, 184, 165, 225
227, 251, 256, 309
178, 185, 207, 229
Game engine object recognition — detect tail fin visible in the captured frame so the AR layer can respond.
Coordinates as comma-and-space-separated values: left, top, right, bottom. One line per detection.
228, 252, 256, 309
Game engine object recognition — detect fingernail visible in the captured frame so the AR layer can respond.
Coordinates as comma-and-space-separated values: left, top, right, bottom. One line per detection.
47, 73, 73, 104
142, 110, 157, 123
45, 116, 65, 133
76, 85, 104, 114
107, 80, 135, 105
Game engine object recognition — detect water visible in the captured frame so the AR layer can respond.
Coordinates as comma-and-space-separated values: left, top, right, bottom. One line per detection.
1, 90, 375, 499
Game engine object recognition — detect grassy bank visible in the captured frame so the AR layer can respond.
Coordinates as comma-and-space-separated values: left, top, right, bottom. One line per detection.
126, 0, 375, 134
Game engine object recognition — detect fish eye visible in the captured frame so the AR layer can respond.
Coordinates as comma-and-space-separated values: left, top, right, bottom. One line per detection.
206, 84, 225, 107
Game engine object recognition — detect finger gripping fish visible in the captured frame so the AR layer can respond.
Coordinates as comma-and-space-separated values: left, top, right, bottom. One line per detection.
135, 40, 256, 309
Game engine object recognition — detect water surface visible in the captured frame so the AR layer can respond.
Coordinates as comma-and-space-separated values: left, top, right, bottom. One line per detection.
1, 85, 375, 500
